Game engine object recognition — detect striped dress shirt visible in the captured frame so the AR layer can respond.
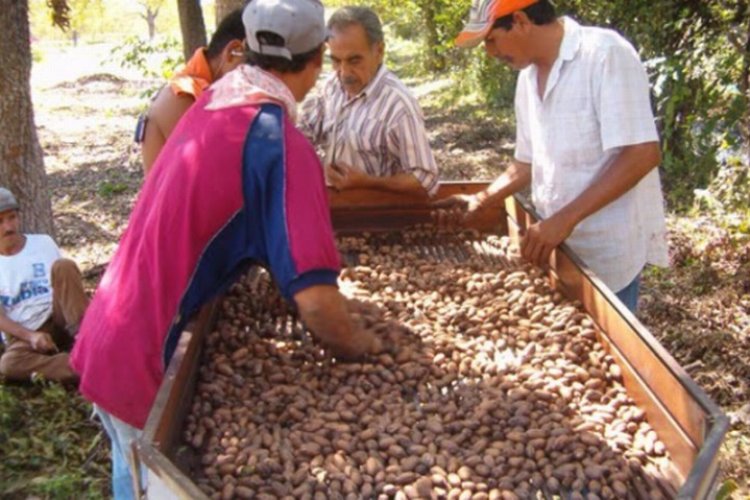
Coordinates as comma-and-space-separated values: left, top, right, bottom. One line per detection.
300, 65, 439, 196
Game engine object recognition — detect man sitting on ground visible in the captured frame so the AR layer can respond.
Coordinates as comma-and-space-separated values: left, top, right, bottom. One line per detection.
137, 8, 248, 174
300, 6, 439, 197
0, 187, 89, 383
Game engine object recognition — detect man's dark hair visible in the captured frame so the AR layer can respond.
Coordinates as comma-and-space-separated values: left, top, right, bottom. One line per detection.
492, 0, 556, 31
206, 8, 246, 59
327, 6, 384, 46
246, 32, 322, 73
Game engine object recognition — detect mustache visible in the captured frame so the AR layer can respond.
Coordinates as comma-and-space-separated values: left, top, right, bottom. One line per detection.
341, 76, 359, 86
2, 230, 16, 237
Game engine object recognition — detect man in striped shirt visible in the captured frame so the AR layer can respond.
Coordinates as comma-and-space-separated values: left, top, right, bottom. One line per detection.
299, 6, 439, 197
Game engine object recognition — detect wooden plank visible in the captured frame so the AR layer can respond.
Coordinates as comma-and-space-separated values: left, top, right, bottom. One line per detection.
137, 185, 725, 498
142, 302, 216, 453
504, 196, 728, 497
328, 181, 492, 208
330, 181, 506, 234
136, 442, 208, 500
595, 326, 696, 480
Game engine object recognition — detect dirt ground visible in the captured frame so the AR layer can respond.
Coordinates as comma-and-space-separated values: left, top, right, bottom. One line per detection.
6, 43, 748, 497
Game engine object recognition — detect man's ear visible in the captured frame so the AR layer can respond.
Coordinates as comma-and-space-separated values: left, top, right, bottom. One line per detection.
512, 11, 532, 32
225, 39, 246, 59
374, 41, 385, 63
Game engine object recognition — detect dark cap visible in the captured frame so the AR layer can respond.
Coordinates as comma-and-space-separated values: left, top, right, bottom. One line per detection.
0, 187, 19, 213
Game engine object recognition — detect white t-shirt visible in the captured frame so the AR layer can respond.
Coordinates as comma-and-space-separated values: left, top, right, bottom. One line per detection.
514, 17, 669, 291
0, 234, 61, 341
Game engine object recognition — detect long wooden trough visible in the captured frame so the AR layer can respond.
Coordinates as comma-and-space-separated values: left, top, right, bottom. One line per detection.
134, 182, 728, 499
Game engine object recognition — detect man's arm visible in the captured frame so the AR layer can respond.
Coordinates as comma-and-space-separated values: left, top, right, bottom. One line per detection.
293, 284, 377, 360
432, 160, 532, 226
298, 89, 326, 145
326, 164, 428, 197
142, 90, 195, 175
0, 308, 56, 352
521, 142, 661, 265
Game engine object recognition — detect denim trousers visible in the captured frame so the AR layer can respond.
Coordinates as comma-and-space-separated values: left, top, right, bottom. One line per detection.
94, 405, 143, 500
615, 273, 641, 313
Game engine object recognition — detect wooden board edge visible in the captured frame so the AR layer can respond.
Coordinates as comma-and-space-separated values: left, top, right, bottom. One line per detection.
136, 441, 209, 500
504, 194, 728, 495
142, 301, 217, 450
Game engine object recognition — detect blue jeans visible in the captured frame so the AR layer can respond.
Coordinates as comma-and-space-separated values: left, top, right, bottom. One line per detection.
94, 405, 143, 500
615, 273, 641, 313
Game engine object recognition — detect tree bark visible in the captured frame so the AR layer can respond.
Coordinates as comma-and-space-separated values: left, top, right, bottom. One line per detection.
418, 0, 446, 72
176, 0, 207, 61
742, 3, 750, 153
142, 7, 160, 41
215, 0, 245, 27
0, 0, 54, 235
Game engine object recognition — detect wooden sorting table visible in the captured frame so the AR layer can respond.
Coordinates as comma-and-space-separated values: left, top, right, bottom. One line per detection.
134, 182, 728, 499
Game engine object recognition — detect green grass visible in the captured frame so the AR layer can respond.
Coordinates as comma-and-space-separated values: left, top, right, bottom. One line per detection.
0, 379, 109, 499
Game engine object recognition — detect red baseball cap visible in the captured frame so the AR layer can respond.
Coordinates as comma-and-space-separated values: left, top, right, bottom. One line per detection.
455, 0, 539, 48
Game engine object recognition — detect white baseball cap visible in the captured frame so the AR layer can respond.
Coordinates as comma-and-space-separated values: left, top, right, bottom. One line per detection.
243, 0, 327, 61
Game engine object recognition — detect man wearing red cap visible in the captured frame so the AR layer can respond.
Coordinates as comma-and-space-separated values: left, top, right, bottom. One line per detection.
440, 0, 668, 312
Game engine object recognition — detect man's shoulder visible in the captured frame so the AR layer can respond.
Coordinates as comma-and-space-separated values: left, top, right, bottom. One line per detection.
377, 70, 422, 110
25, 234, 56, 246
148, 87, 195, 126
23, 234, 60, 257
578, 24, 638, 58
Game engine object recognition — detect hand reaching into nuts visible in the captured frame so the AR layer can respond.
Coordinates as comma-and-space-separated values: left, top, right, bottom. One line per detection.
293, 284, 384, 361
431, 192, 487, 228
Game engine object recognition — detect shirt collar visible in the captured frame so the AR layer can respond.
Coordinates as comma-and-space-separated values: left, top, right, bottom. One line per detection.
206, 65, 298, 122
170, 48, 214, 98
339, 64, 388, 102
530, 16, 582, 102
558, 16, 582, 63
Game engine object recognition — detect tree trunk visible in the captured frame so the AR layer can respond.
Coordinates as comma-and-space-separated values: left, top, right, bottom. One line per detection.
176, 0, 207, 61
215, 0, 245, 27
0, 0, 54, 235
146, 8, 158, 40
419, 0, 446, 72
742, 5, 750, 154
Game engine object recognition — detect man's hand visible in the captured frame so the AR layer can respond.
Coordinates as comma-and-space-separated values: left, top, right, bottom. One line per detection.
431, 192, 486, 228
29, 332, 58, 353
520, 211, 577, 266
294, 285, 385, 362
326, 163, 367, 191
332, 325, 382, 361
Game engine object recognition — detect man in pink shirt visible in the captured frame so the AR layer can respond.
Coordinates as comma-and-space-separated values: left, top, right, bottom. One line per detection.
71, 1, 378, 498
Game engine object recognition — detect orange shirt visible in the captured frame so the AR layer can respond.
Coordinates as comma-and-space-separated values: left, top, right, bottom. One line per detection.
169, 48, 213, 99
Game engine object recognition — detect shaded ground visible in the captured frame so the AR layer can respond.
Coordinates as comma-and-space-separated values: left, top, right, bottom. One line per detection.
0, 43, 747, 498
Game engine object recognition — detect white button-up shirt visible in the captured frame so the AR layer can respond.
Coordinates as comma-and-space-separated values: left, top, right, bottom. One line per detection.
515, 17, 668, 291
300, 65, 439, 196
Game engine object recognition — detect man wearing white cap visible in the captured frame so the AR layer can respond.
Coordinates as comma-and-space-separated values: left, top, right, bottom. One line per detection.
438, 0, 668, 312
70, 1, 379, 498
0, 187, 88, 383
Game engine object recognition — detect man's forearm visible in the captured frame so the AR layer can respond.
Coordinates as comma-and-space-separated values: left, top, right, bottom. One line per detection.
0, 312, 37, 343
294, 285, 366, 359
556, 142, 661, 227
480, 160, 532, 208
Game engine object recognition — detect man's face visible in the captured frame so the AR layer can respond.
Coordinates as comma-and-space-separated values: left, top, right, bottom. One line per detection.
329, 23, 384, 98
483, 23, 532, 70
0, 209, 21, 246
299, 46, 325, 102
